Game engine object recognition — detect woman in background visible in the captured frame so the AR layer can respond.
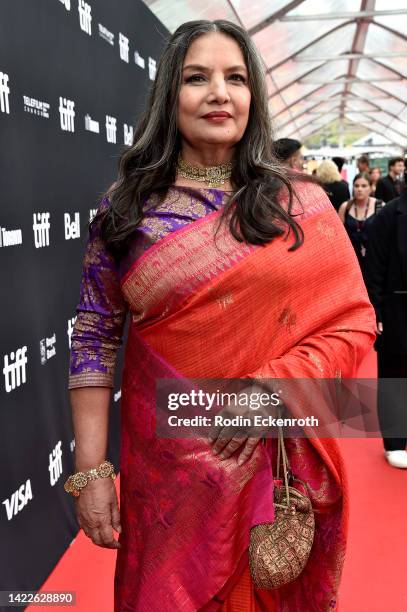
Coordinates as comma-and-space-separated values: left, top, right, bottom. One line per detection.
317, 160, 350, 211
338, 172, 384, 281
370, 167, 382, 196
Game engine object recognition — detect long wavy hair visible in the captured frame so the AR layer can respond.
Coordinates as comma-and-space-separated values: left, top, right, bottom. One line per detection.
95, 20, 313, 258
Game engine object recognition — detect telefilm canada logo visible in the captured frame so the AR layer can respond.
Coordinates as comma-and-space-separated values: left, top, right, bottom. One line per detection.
3, 346, 28, 393
98, 23, 114, 46
78, 0, 92, 35
23, 95, 50, 119
40, 333, 56, 365
0, 71, 10, 114
33, 212, 51, 248
0, 225, 23, 247
59, 97, 75, 132
85, 113, 100, 134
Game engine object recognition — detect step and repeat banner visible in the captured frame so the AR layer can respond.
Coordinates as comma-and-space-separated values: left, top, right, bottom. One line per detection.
0, 0, 167, 597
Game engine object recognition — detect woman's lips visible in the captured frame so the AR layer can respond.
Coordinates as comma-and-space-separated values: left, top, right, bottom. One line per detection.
202, 112, 232, 122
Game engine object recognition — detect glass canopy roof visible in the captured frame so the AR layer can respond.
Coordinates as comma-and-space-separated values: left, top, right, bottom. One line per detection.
143, 0, 407, 146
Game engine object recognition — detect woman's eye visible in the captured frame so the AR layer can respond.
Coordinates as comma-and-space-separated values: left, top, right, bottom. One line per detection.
229, 74, 246, 82
185, 75, 206, 83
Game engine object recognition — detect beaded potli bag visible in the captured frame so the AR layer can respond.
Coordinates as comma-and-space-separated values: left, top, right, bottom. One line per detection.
249, 424, 315, 589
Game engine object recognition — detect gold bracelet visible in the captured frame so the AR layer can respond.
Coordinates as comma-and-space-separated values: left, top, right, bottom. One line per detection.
64, 460, 116, 497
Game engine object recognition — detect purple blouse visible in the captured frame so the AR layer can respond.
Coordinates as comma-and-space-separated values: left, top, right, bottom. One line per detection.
68, 186, 230, 389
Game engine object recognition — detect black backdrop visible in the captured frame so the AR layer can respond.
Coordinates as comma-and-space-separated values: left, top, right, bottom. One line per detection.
0, 0, 167, 597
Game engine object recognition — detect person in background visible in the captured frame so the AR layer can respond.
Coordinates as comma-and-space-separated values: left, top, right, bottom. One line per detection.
338, 172, 384, 281
357, 155, 370, 174
332, 156, 346, 176
365, 189, 407, 468
375, 157, 405, 203
316, 159, 350, 211
370, 166, 382, 196
273, 137, 304, 170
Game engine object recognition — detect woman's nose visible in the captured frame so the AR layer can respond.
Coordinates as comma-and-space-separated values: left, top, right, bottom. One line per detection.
208, 79, 230, 103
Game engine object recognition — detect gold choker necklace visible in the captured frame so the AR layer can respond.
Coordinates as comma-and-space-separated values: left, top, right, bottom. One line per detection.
176, 155, 233, 188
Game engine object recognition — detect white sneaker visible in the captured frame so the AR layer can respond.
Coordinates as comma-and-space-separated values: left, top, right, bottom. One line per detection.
384, 450, 407, 469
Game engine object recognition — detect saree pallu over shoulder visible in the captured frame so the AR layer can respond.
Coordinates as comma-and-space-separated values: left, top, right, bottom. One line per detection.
115, 182, 376, 612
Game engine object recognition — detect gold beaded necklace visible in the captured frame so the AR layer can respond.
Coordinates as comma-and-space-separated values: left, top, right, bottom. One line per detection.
176, 154, 233, 189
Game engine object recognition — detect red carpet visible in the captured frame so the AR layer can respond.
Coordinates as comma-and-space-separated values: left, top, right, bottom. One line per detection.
33, 352, 407, 611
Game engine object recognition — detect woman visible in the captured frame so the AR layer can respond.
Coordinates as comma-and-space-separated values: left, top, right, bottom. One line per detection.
338, 172, 384, 280
273, 138, 304, 171
67, 21, 375, 612
316, 160, 350, 212
370, 167, 382, 196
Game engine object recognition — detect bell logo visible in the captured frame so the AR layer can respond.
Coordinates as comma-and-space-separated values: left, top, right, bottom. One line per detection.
64, 212, 80, 240
78, 0, 92, 35
2, 479, 33, 521
124, 123, 133, 146
119, 33, 129, 63
3, 346, 28, 393
148, 57, 157, 81
49, 441, 63, 486
106, 115, 117, 144
0, 71, 10, 114
33, 212, 50, 248
59, 97, 75, 132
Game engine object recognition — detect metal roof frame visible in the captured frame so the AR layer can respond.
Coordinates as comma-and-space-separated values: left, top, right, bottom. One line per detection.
143, 0, 407, 147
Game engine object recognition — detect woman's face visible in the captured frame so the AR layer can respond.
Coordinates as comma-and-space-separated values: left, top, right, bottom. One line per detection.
177, 33, 251, 152
370, 168, 381, 182
353, 178, 371, 199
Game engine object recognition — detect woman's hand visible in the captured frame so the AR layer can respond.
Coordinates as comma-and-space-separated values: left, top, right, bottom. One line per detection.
208, 384, 268, 466
75, 478, 121, 549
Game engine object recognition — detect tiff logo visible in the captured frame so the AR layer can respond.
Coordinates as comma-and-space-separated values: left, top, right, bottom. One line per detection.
2, 479, 33, 521
148, 57, 157, 81
59, 97, 75, 132
3, 346, 28, 393
67, 316, 77, 349
40, 333, 56, 365
0, 71, 10, 114
64, 212, 80, 240
49, 441, 63, 486
124, 123, 133, 146
78, 0, 92, 35
119, 33, 129, 63
106, 115, 117, 144
33, 212, 50, 248
58, 0, 71, 9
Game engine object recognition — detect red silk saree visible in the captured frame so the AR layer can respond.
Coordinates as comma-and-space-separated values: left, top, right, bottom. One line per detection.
114, 181, 376, 611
